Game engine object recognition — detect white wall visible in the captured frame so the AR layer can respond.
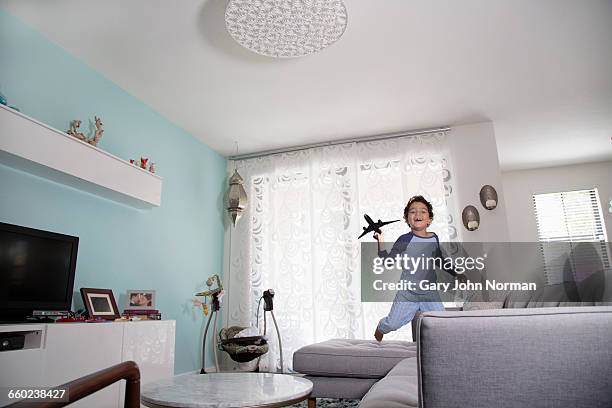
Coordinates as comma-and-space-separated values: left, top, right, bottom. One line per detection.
441, 123, 511, 286
502, 160, 612, 242
449, 122, 510, 242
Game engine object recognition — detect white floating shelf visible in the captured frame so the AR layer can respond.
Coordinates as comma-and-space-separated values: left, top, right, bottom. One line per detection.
0, 105, 162, 208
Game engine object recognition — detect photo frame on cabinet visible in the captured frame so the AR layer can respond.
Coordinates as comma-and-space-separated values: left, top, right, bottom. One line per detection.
125, 290, 156, 310
80, 288, 120, 320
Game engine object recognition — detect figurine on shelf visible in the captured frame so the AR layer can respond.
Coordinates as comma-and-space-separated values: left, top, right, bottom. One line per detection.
149, 162, 156, 174
89, 116, 104, 147
66, 116, 104, 146
67, 120, 87, 141
130, 159, 136, 165
139, 158, 148, 169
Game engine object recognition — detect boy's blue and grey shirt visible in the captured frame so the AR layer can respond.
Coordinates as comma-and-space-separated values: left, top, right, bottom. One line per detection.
377, 231, 460, 294
375, 232, 466, 334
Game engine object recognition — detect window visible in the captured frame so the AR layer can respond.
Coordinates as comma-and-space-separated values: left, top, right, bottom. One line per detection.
227, 132, 457, 370
533, 188, 609, 285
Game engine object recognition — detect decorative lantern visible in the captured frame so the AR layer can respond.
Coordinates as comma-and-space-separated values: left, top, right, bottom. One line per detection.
227, 169, 247, 226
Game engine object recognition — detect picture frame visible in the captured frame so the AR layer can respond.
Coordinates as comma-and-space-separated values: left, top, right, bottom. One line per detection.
125, 290, 156, 310
80, 288, 120, 320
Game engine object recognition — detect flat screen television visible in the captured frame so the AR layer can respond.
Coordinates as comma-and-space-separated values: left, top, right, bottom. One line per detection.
0, 222, 78, 322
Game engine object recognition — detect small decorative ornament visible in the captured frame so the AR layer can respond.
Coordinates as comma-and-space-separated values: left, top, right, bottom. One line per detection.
139, 158, 148, 169
479, 185, 498, 210
191, 298, 208, 315
227, 169, 248, 226
149, 162, 156, 174
462, 205, 480, 231
67, 120, 85, 141
66, 116, 104, 146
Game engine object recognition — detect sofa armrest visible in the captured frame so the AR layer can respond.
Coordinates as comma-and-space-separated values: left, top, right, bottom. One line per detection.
416, 307, 612, 408
411, 306, 462, 342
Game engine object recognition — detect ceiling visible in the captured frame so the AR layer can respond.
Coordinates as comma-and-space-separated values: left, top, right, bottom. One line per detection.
1, 0, 611, 170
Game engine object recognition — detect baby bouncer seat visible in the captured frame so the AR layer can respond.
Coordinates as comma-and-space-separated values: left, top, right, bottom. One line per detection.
196, 275, 282, 373
218, 326, 269, 363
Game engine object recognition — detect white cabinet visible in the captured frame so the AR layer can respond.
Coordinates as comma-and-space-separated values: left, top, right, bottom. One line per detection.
0, 320, 175, 407
0, 325, 46, 393
43, 323, 124, 407
0, 105, 162, 208
120, 321, 176, 406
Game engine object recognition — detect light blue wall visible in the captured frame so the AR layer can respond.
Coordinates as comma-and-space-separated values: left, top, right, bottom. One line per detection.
0, 9, 226, 374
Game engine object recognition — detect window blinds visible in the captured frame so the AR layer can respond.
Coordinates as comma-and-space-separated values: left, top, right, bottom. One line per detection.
533, 188, 609, 285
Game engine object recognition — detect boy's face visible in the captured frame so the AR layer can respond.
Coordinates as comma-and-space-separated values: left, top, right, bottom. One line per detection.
407, 202, 431, 231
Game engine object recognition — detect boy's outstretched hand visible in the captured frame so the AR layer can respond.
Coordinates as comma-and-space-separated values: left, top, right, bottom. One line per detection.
374, 327, 384, 342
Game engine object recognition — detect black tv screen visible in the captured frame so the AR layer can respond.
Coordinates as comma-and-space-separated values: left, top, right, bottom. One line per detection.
0, 222, 78, 320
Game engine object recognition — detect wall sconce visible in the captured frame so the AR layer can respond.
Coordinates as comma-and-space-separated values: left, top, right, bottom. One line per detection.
479, 185, 498, 210
227, 169, 247, 227
462, 205, 480, 231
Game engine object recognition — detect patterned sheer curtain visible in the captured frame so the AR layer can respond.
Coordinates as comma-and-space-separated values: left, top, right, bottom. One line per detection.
225, 131, 457, 371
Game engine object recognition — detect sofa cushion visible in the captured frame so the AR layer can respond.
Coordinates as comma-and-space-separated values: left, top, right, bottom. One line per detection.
359, 358, 419, 408
304, 375, 378, 399
293, 339, 416, 378
462, 290, 507, 311
386, 355, 417, 377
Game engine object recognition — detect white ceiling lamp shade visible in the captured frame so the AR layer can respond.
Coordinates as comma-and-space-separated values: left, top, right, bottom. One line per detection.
225, 0, 348, 58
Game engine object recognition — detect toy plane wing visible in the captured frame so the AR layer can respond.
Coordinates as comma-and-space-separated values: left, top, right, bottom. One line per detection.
358, 214, 400, 239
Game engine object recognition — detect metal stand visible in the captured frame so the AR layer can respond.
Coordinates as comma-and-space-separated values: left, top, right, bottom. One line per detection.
199, 287, 283, 374
262, 290, 283, 373
200, 293, 220, 374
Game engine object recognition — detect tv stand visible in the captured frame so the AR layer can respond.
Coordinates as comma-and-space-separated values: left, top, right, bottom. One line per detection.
0, 316, 57, 324
0, 320, 175, 407
26, 316, 55, 323
0, 324, 44, 351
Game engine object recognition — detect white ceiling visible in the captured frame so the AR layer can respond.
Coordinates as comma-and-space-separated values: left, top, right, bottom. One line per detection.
2, 0, 611, 170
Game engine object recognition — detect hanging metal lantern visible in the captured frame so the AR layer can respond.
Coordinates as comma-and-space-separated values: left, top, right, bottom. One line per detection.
227, 169, 247, 226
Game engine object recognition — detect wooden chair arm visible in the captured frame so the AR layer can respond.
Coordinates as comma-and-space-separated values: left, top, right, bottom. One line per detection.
8, 360, 141, 408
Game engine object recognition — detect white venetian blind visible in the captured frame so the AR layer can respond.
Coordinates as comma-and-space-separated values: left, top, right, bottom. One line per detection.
533, 188, 609, 285
533, 188, 607, 242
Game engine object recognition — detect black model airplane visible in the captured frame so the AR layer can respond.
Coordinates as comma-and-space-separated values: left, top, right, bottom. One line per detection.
358, 214, 400, 239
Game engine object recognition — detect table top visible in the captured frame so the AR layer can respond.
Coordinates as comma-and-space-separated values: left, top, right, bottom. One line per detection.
141, 372, 313, 408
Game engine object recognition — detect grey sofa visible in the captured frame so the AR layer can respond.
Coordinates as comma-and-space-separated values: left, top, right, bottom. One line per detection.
360, 306, 612, 408
295, 306, 612, 408
293, 339, 417, 400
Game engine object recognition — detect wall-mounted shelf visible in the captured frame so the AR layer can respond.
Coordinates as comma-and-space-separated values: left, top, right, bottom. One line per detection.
0, 105, 162, 208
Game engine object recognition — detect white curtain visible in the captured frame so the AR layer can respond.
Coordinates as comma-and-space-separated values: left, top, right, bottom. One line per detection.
225, 131, 457, 371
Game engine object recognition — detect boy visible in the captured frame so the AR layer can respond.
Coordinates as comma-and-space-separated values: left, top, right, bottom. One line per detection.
373, 195, 457, 341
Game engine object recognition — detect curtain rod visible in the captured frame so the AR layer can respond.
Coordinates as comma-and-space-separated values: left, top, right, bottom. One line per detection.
228, 126, 451, 160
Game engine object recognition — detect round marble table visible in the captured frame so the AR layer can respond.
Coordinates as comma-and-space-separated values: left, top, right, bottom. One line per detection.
141, 373, 313, 408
